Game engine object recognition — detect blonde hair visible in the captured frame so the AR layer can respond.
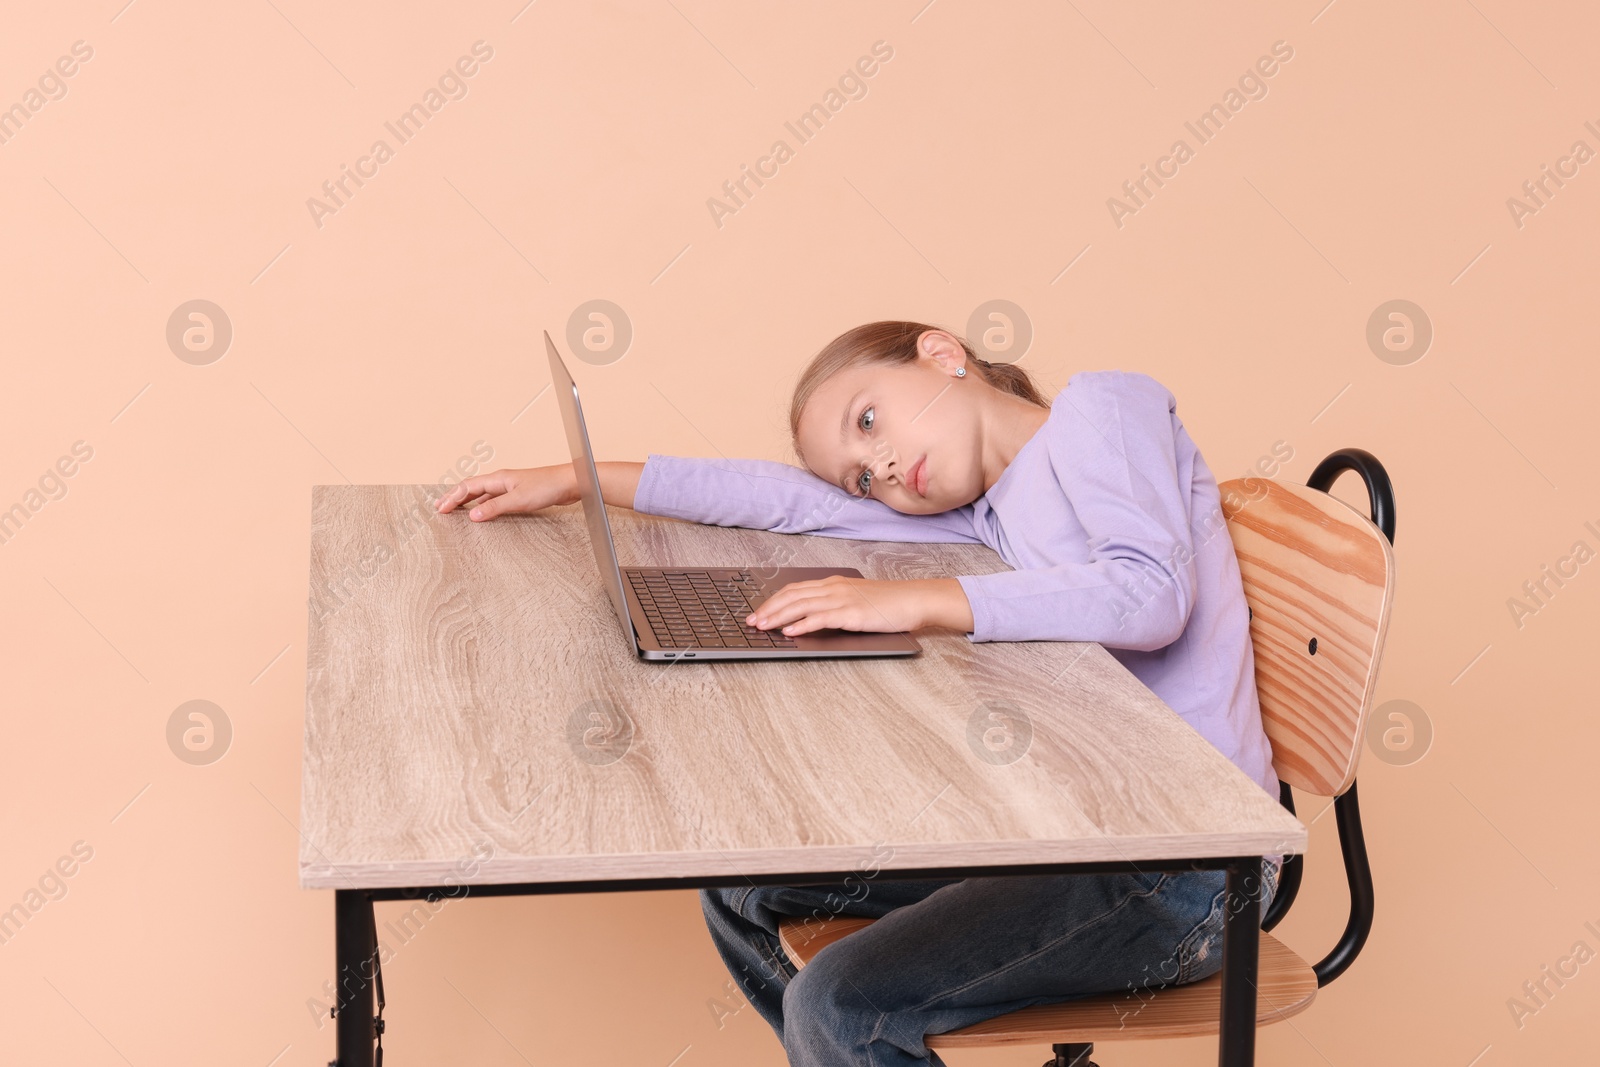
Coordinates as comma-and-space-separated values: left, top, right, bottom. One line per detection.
789, 320, 1051, 463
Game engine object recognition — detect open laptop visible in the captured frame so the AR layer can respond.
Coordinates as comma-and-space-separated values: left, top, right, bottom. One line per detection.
545, 330, 921, 661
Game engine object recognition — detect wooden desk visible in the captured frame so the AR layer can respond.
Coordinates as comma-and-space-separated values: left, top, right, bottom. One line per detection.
301, 484, 1306, 1066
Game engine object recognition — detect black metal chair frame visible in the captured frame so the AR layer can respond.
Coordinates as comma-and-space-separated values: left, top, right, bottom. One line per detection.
1260, 447, 1389, 983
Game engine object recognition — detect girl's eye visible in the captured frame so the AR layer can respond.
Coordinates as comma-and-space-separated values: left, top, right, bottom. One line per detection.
858, 406, 875, 432
856, 468, 873, 496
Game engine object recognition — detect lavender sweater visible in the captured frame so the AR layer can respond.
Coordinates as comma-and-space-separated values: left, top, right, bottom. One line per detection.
631, 370, 1280, 803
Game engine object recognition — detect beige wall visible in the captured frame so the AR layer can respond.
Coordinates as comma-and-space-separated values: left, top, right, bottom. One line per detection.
2, 1, 1596, 1063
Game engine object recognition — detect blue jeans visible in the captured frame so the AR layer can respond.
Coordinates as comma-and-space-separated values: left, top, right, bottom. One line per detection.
700, 859, 1280, 1067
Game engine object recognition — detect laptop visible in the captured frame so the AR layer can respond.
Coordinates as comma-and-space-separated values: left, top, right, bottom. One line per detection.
545, 330, 921, 662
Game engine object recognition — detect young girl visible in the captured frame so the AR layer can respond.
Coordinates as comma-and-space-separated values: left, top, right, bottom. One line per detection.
436, 319, 1281, 1067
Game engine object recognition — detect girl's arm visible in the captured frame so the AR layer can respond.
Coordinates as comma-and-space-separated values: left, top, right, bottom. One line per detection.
955, 371, 1205, 651
593, 461, 645, 509
436, 457, 982, 545
632, 453, 984, 545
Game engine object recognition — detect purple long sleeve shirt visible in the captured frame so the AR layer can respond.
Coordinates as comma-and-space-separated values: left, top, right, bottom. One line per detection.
631, 370, 1281, 804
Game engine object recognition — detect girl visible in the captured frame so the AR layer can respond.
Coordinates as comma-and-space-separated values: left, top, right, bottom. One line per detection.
436, 320, 1281, 1067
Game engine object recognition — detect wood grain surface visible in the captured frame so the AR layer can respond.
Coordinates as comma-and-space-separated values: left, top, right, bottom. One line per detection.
1219, 478, 1396, 797
299, 485, 1305, 890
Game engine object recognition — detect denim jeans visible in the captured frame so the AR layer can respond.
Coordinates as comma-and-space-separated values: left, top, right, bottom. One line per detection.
700, 858, 1280, 1067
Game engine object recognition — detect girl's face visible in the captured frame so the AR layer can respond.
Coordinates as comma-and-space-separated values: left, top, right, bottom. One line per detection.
794, 330, 986, 514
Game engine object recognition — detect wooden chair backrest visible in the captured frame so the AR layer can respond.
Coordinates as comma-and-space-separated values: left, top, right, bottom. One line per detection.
1218, 478, 1396, 797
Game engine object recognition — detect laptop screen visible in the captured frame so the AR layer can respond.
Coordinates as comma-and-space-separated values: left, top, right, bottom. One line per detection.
544, 331, 636, 650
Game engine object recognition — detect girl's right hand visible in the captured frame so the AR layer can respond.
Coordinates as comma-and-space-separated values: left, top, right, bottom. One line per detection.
434, 465, 577, 521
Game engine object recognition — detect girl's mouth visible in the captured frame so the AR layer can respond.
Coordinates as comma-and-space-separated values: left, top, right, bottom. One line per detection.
910, 455, 928, 497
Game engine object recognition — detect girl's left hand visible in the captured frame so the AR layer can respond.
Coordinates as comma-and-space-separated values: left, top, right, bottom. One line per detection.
747, 577, 970, 636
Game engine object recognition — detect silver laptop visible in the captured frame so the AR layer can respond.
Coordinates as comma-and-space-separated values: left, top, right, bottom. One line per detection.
545, 330, 921, 662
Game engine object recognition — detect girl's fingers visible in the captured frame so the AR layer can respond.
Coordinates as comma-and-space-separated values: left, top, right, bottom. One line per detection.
468, 494, 510, 521
437, 473, 507, 512
778, 610, 838, 636
748, 589, 834, 628
751, 577, 841, 613
435, 479, 479, 512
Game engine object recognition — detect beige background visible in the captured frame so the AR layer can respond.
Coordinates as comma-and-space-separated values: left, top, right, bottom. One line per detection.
2, 1, 1596, 1063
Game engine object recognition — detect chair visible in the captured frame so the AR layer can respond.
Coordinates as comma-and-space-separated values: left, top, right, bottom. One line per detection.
776, 448, 1397, 1066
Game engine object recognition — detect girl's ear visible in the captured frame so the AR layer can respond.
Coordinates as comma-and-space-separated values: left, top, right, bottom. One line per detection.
918, 329, 968, 376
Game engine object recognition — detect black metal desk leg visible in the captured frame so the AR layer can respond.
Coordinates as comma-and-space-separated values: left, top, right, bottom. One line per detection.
1217, 855, 1262, 1067
333, 890, 377, 1067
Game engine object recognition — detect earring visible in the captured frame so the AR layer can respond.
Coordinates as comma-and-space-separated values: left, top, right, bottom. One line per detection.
956, 367, 966, 377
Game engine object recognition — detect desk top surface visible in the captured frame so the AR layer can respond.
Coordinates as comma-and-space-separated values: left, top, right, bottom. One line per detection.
299, 484, 1305, 890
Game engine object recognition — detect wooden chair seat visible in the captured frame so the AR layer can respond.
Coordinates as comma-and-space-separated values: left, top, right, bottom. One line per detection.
777, 915, 1318, 1047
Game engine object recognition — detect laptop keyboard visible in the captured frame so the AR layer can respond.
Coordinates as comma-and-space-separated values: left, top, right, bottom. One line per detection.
626, 570, 798, 649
